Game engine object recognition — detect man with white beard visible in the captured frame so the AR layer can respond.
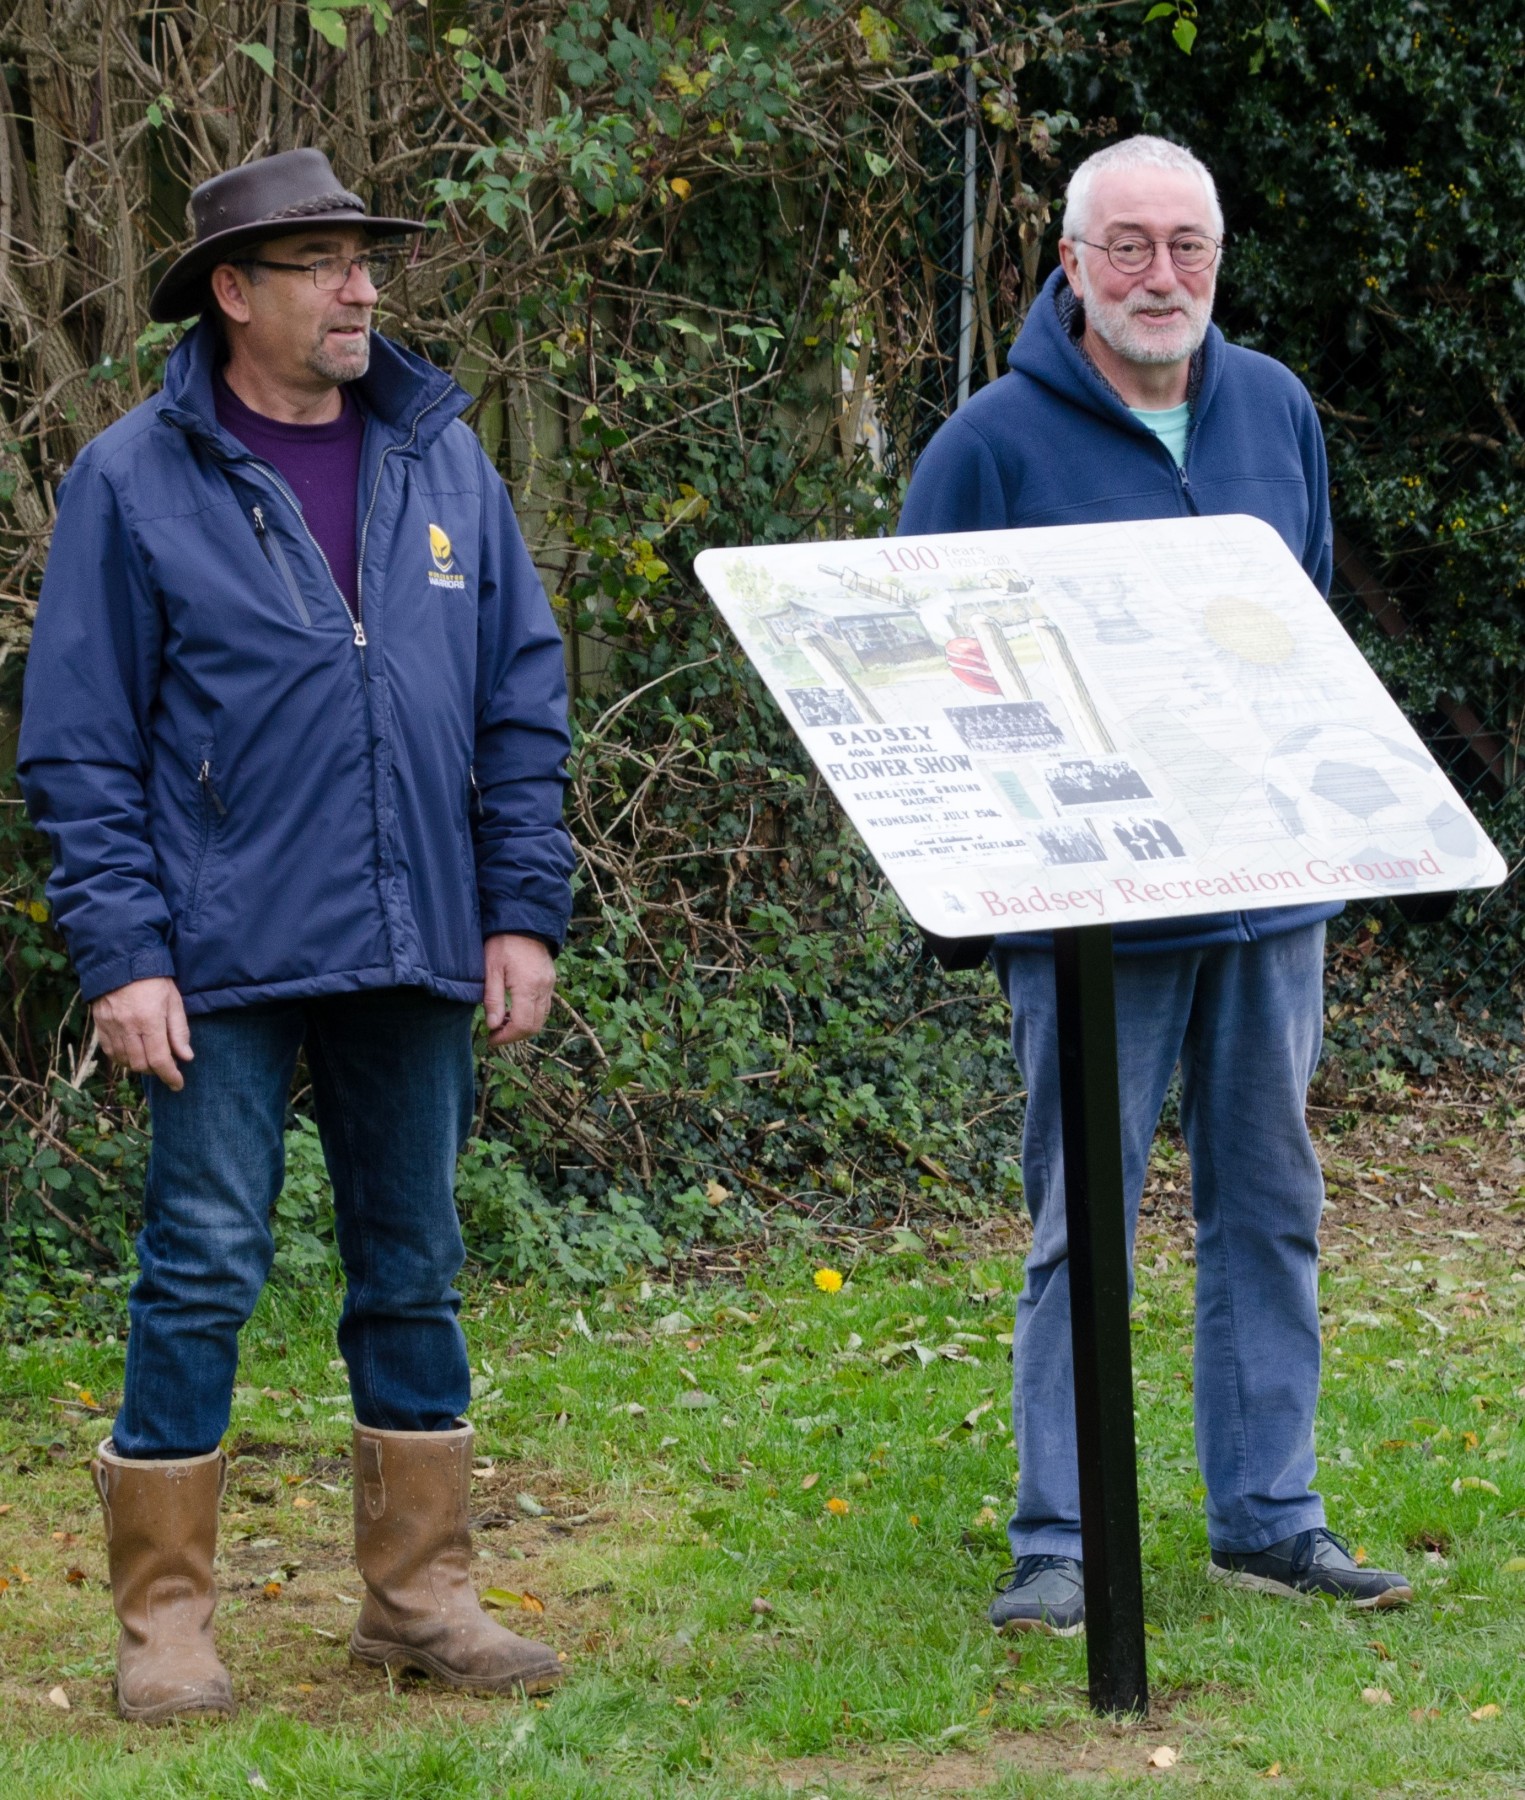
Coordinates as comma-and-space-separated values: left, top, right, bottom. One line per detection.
899, 136, 1414, 1634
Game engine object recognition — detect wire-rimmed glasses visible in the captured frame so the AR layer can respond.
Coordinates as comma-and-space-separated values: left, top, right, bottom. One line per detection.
238, 252, 399, 291
1073, 234, 1222, 275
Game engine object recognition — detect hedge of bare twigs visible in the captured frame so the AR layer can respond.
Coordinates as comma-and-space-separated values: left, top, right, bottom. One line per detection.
3, 3, 1125, 1307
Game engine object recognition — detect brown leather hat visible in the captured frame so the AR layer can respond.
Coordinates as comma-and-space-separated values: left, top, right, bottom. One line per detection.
148, 148, 425, 323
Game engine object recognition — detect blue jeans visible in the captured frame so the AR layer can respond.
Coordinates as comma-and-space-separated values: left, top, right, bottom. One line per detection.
994, 925, 1328, 1558
113, 988, 476, 1459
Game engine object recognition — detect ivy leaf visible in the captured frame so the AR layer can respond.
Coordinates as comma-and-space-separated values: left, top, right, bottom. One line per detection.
855, 5, 897, 64
308, 8, 347, 48
238, 42, 276, 79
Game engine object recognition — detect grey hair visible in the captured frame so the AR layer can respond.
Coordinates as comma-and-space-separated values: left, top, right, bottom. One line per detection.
1061, 135, 1224, 242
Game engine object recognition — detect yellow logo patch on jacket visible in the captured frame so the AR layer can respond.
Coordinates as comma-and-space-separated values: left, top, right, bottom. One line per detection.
428, 522, 465, 590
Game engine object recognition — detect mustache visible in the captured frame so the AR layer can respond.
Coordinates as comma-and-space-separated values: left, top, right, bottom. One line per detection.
1124, 296, 1200, 317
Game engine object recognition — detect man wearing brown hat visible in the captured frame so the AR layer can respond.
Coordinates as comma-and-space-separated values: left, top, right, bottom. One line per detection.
19, 150, 575, 1719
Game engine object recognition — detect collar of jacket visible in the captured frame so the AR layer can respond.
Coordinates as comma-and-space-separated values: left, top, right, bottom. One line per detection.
1007, 265, 1223, 437
154, 314, 470, 459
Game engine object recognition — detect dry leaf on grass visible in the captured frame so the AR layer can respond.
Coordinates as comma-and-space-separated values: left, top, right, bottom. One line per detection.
481, 1588, 546, 1614
1262, 1764, 1281, 1779
1146, 1745, 1179, 1768
800, 1472, 820, 1491
262, 1581, 282, 1599
65, 1567, 87, 1585
45, 1686, 69, 1710
1470, 1703, 1501, 1721
750, 1597, 772, 1615
1361, 1687, 1393, 1706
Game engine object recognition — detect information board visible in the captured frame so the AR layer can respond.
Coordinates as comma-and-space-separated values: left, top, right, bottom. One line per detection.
695, 514, 1505, 937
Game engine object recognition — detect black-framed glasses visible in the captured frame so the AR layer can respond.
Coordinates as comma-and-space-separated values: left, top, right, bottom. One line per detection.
1074, 234, 1222, 275
237, 252, 399, 291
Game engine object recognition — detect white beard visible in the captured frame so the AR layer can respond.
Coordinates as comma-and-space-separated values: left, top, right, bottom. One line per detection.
1078, 272, 1214, 368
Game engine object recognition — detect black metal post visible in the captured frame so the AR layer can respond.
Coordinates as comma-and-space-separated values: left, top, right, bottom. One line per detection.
1052, 923, 1149, 1717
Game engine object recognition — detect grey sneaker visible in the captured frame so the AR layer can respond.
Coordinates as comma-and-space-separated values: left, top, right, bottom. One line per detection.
1208, 1528, 1412, 1609
989, 1554, 1086, 1636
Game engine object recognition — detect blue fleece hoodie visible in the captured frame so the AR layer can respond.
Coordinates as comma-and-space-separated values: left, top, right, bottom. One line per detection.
898, 266, 1341, 954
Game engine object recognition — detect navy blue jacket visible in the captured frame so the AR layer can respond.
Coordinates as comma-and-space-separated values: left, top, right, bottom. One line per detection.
899, 267, 1340, 954
19, 318, 574, 1013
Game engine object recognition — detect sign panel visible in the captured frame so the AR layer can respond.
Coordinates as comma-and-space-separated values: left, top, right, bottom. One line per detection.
695, 515, 1505, 937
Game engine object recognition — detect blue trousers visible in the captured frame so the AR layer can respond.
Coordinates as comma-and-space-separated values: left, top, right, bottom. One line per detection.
994, 925, 1328, 1558
113, 988, 476, 1459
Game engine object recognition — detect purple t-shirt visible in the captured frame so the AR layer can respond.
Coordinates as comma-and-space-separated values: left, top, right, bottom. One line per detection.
215, 371, 365, 612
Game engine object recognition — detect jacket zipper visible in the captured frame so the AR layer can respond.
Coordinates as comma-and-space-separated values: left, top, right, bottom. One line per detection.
1177, 404, 1202, 514
187, 759, 226, 923
354, 384, 453, 646
198, 760, 228, 817
251, 504, 313, 627
248, 462, 367, 648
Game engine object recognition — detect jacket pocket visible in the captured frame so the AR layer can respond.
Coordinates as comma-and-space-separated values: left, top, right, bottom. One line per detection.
184, 752, 227, 929
251, 504, 313, 627
459, 766, 482, 918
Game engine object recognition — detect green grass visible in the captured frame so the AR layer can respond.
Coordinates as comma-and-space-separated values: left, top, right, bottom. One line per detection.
3, 1187, 1525, 1798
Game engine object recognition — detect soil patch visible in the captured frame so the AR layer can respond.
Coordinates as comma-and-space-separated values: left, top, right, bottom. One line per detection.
761, 1711, 1200, 1793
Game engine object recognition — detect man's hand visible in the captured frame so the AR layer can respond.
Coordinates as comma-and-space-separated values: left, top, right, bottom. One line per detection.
92, 977, 194, 1091
483, 933, 556, 1047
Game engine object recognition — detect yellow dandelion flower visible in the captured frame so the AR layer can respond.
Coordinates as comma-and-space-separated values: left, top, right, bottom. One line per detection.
825, 1496, 850, 1515
813, 1267, 844, 1293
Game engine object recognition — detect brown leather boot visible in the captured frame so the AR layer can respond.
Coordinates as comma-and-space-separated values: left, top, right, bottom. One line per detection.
91, 1439, 235, 1723
349, 1421, 562, 1695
